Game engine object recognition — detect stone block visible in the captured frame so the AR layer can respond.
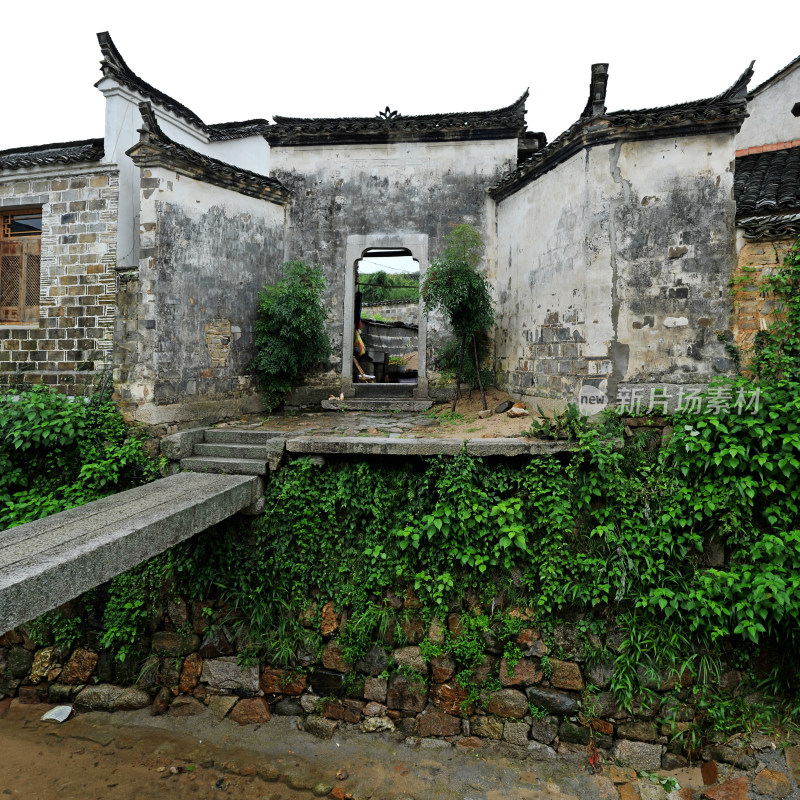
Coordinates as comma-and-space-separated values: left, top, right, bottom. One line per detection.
363, 676, 387, 703
229, 697, 271, 725
617, 721, 660, 743
470, 715, 503, 740
485, 688, 528, 718
321, 640, 352, 673
752, 768, 790, 798
386, 673, 427, 713
430, 682, 473, 716
503, 721, 530, 746
700, 777, 749, 800
529, 715, 559, 744
354, 645, 388, 676
525, 686, 579, 716
548, 659, 585, 691
208, 695, 237, 719
613, 739, 662, 772
200, 657, 259, 693
430, 654, 456, 683
305, 715, 338, 740
260, 668, 306, 696
392, 646, 427, 675
160, 428, 205, 460
416, 709, 461, 737
151, 631, 200, 658
499, 657, 543, 686
61, 648, 97, 685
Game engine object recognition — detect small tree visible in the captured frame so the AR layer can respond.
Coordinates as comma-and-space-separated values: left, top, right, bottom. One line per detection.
422, 225, 494, 411
252, 261, 331, 411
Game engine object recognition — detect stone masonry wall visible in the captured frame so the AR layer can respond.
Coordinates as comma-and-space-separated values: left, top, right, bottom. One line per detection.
0, 169, 119, 395
3, 597, 797, 799
362, 300, 419, 326
731, 235, 796, 357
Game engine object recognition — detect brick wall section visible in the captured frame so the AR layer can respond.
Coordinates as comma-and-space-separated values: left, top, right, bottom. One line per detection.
0, 170, 119, 395
732, 236, 795, 357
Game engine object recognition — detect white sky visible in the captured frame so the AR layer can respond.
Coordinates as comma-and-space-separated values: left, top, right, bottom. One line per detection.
1, 0, 797, 153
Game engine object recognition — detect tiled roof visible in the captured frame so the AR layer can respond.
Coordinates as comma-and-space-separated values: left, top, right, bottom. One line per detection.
206, 120, 272, 141
489, 64, 753, 202
97, 32, 269, 141
266, 92, 529, 146
126, 103, 289, 205
735, 146, 800, 215
0, 138, 104, 172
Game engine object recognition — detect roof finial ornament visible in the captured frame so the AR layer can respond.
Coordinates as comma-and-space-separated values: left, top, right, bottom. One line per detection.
378, 106, 401, 120
136, 101, 168, 144
581, 63, 609, 119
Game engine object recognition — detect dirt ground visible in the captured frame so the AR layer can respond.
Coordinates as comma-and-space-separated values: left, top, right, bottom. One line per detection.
230, 386, 544, 442
420, 386, 542, 439
0, 698, 637, 800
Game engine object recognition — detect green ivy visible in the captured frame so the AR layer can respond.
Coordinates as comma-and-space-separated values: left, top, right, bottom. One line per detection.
0, 387, 161, 529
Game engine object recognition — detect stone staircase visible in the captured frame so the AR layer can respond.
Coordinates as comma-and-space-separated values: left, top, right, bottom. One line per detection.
164, 428, 287, 476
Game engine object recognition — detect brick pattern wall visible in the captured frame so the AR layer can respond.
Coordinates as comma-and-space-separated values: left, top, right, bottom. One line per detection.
732, 236, 795, 357
0, 170, 119, 395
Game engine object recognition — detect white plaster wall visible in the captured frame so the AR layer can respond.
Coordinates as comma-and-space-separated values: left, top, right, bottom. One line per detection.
737, 67, 800, 149
123, 166, 285, 424
98, 79, 270, 267
494, 152, 598, 399
495, 131, 738, 404
271, 137, 517, 395
270, 138, 517, 182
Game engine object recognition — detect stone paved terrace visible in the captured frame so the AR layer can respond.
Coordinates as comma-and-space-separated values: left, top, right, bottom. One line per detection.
0, 472, 262, 635
162, 407, 598, 477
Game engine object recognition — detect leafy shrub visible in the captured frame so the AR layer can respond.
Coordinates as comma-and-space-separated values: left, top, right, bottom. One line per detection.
251, 261, 331, 410
0, 387, 160, 528
422, 225, 494, 410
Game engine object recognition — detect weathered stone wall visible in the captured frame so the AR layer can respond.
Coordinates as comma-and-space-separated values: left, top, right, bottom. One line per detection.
270, 139, 517, 397
494, 133, 738, 406
362, 300, 419, 326
0, 169, 119, 395
732, 235, 796, 356
114, 166, 286, 430
0, 596, 782, 785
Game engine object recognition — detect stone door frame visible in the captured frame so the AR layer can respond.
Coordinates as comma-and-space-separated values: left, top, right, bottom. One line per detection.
343, 233, 429, 398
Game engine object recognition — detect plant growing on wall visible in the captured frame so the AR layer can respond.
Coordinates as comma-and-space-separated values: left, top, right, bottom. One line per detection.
421, 225, 494, 411
252, 261, 332, 411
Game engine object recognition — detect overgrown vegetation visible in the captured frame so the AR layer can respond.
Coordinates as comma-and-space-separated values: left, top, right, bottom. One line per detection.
251, 261, 331, 411
359, 270, 419, 304
0, 386, 160, 529
23, 238, 800, 742
422, 225, 494, 411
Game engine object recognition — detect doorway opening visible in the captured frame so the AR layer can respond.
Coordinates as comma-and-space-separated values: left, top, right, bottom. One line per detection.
353, 248, 420, 388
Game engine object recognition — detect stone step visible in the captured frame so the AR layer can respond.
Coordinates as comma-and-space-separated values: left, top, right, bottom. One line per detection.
181, 456, 268, 476
354, 383, 415, 398
194, 443, 267, 459
321, 399, 433, 412
203, 428, 286, 444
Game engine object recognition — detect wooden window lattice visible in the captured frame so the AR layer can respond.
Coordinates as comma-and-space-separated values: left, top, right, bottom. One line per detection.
0, 240, 41, 323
